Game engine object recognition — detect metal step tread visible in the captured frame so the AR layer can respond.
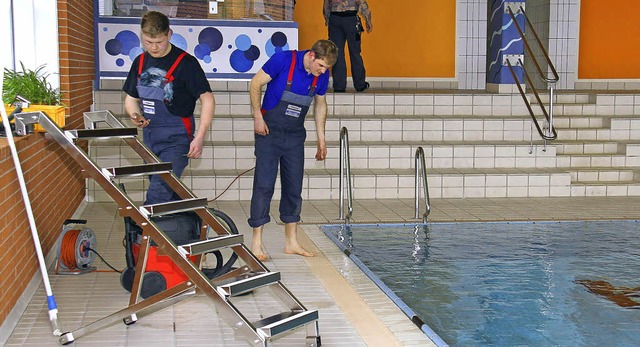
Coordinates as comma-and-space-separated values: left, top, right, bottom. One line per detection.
67, 127, 138, 139
103, 162, 173, 178
254, 310, 319, 338
215, 271, 280, 297
179, 234, 243, 255
141, 197, 208, 217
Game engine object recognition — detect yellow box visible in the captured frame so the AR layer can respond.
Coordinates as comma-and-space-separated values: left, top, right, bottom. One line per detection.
4, 105, 66, 132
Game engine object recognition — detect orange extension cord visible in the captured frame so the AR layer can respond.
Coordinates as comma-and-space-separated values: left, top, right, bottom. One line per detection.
55, 230, 115, 274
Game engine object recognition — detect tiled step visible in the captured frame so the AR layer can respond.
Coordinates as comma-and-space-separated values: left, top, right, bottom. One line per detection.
91, 167, 575, 201
556, 154, 640, 168
555, 141, 623, 155
570, 181, 640, 197
90, 139, 559, 171
90, 88, 640, 200
570, 168, 639, 183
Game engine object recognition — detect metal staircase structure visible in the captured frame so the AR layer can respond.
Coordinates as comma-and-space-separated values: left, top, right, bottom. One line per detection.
13, 110, 320, 347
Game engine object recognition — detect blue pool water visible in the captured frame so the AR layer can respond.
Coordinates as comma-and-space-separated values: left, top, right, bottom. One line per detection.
323, 221, 640, 347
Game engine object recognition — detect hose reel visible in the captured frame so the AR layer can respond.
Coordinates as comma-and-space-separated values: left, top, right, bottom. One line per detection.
55, 219, 97, 274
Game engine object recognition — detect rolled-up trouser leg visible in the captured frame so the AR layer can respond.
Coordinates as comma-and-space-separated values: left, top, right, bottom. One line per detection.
248, 135, 280, 228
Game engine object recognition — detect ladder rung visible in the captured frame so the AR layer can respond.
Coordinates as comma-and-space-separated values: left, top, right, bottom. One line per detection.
141, 198, 208, 217
179, 234, 244, 255
103, 163, 173, 178
66, 128, 138, 139
255, 310, 319, 338
216, 271, 280, 297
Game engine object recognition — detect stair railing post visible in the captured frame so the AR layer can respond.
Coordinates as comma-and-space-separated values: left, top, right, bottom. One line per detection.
414, 147, 431, 223
339, 127, 353, 222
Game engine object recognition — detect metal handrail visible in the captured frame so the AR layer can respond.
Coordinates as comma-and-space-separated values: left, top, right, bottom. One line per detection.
508, 6, 559, 84
339, 127, 353, 223
506, 5, 558, 142
414, 147, 431, 223
507, 59, 558, 141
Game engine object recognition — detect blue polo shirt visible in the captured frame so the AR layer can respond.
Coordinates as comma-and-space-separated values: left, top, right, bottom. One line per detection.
260, 50, 330, 111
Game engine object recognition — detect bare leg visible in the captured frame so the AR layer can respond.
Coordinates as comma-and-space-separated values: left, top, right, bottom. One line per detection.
251, 226, 268, 261
284, 222, 315, 257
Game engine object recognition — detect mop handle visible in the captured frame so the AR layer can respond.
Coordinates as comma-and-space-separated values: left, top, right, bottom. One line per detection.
0, 70, 61, 336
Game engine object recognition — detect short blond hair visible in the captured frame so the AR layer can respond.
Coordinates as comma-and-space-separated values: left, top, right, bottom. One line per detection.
141, 11, 170, 37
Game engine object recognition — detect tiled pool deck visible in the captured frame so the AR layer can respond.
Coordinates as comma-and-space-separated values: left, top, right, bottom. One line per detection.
4, 196, 640, 346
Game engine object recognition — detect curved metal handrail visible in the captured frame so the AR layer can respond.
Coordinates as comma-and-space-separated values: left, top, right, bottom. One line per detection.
507, 59, 558, 141
339, 127, 353, 223
508, 6, 559, 83
414, 147, 431, 223
505, 5, 558, 142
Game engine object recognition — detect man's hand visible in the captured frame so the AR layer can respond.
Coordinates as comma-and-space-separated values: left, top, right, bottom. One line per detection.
187, 137, 204, 158
254, 116, 269, 136
315, 144, 327, 161
130, 112, 150, 128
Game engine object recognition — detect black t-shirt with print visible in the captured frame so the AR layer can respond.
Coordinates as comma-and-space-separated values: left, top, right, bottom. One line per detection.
123, 44, 211, 117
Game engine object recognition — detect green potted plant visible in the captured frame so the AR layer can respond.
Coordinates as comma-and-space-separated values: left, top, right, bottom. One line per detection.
3, 62, 65, 131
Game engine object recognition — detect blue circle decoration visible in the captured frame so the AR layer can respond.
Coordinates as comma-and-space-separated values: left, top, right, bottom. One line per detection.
265, 32, 289, 57
194, 43, 212, 60
198, 27, 223, 52
105, 39, 122, 56
244, 45, 260, 61
228, 44, 233, 49
129, 47, 144, 60
235, 34, 252, 51
265, 40, 277, 57
271, 32, 287, 47
230, 49, 253, 72
116, 58, 125, 67
189, 28, 193, 32
203, 55, 212, 64
103, 27, 108, 32
258, 29, 262, 33
170, 33, 188, 51
213, 68, 217, 72
115, 30, 140, 55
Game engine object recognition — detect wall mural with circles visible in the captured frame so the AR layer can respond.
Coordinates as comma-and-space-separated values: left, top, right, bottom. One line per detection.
97, 18, 298, 80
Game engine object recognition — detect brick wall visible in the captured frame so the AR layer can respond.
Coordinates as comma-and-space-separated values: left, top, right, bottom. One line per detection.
0, 0, 94, 327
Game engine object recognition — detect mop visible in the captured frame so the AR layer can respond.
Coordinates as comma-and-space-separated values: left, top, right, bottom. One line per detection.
0, 69, 62, 336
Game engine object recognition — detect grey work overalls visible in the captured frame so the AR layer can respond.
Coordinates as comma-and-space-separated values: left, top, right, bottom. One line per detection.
136, 51, 194, 205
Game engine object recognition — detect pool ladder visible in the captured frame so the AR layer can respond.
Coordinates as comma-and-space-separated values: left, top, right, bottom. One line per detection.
339, 127, 353, 223
415, 147, 431, 223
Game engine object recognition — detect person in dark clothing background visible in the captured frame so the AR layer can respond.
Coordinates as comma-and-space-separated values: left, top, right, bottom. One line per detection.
123, 11, 215, 205
323, 0, 373, 93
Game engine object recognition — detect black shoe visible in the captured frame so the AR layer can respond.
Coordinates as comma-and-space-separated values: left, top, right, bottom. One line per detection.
333, 89, 346, 93
355, 82, 370, 92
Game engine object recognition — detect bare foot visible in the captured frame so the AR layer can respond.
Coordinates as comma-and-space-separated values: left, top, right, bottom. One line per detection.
284, 244, 316, 257
251, 241, 269, 261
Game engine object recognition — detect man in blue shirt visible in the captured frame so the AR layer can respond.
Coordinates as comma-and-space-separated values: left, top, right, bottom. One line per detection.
248, 40, 338, 260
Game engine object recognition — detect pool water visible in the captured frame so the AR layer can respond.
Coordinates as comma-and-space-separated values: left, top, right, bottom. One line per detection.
323, 221, 640, 347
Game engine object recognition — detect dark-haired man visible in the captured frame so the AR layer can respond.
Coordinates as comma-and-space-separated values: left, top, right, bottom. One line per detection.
248, 40, 338, 260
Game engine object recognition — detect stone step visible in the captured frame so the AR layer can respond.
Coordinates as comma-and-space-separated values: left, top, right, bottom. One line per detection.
570, 168, 639, 183
89, 167, 574, 202
554, 141, 626, 155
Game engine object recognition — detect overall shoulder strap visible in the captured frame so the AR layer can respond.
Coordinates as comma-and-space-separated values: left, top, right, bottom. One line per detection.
164, 51, 188, 83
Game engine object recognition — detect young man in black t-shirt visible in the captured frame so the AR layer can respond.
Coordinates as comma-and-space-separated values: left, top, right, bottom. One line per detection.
122, 11, 215, 204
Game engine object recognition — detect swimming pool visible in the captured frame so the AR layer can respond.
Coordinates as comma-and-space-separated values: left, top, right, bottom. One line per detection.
323, 220, 640, 347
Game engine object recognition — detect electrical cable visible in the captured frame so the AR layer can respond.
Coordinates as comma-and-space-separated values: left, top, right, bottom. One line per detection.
208, 167, 254, 202
86, 247, 121, 273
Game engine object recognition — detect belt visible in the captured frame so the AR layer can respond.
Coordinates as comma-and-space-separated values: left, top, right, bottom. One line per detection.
330, 10, 357, 17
